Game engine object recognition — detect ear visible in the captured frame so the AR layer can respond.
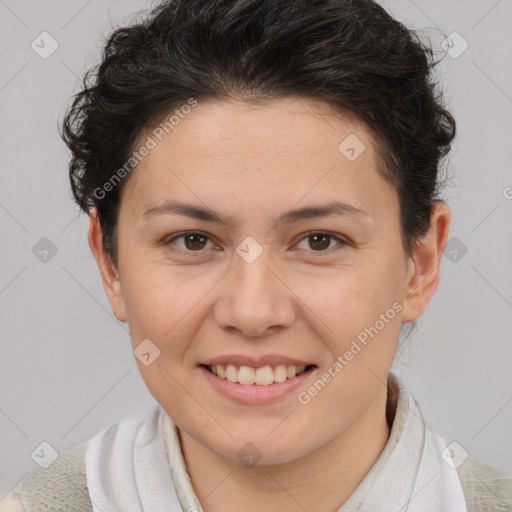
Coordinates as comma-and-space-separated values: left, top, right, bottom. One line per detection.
87, 207, 128, 323
401, 201, 451, 323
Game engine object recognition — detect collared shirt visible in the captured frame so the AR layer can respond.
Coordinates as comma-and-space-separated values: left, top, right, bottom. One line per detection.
4, 373, 512, 511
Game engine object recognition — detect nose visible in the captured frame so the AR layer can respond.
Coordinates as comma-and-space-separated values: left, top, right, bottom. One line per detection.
213, 248, 296, 338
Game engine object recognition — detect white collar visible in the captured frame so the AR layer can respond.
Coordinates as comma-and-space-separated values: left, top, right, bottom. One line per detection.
85, 374, 467, 512
340, 375, 468, 511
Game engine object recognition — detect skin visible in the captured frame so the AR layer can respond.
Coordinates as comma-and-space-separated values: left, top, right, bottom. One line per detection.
88, 96, 450, 512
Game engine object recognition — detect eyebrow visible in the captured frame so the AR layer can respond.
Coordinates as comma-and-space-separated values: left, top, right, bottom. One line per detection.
142, 199, 369, 228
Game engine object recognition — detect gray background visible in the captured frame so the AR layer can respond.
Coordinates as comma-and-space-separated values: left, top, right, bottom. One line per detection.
1, 0, 511, 497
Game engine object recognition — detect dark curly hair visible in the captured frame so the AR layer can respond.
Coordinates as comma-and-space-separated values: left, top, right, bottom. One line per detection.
60, 0, 455, 269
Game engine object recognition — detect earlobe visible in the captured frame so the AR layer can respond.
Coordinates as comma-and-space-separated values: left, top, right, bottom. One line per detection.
401, 201, 451, 323
87, 208, 128, 323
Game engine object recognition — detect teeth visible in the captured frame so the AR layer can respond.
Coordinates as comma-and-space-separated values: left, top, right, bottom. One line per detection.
225, 364, 238, 383
239, 366, 255, 385
274, 364, 288, 383
207, 364, 309, 385
255, 366, 274, 385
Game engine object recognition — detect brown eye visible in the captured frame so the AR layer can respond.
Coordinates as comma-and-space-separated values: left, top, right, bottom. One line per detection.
163, 232, 214, 252
295, 232, 346, 253
183, 233, 208, 250
308, 233, 331, 250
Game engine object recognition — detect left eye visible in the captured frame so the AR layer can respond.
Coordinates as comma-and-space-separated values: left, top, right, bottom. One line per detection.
163, 231, 346, 253
294, 232, 346, 252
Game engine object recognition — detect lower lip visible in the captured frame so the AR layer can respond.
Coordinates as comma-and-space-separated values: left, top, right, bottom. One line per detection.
198, 365, 317, 405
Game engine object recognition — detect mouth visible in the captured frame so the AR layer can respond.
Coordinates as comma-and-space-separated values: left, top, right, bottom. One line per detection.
200, 363, 317, 386
198, 362, 318, 405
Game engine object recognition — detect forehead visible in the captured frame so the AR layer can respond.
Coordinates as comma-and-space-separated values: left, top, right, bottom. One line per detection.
120, 96, 395, 221
141, 96, 372, 162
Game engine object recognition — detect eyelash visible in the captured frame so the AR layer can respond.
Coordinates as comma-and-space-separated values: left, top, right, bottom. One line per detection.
162, 230, 348, 256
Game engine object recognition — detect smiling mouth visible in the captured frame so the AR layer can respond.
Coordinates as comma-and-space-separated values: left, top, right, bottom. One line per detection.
201, 363, 317, 386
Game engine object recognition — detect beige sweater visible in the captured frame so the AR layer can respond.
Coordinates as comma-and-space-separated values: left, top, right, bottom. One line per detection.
3, 379, 511, 512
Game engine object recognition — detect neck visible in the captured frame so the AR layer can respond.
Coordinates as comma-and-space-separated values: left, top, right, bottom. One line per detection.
179, 382, 394, 512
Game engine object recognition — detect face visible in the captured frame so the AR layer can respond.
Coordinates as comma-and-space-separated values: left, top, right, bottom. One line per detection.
89, 96, 447, 466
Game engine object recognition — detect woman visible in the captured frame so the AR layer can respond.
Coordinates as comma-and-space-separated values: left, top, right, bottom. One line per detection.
3, 0, 511, 510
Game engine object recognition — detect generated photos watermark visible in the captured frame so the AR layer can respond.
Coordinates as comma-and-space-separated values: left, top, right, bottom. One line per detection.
297, 301, 403, 405
93, 98, 198, 200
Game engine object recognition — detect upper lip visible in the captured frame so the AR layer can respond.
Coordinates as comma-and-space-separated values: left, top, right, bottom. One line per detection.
201, 354, 316, 368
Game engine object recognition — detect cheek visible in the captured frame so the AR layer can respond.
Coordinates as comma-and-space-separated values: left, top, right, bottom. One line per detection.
124, 267, 198, 408
298, 268, 398, 331
122, 259, 197, 337
291, 264, 403, 371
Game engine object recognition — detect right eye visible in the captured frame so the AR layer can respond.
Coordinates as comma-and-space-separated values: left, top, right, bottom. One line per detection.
162, 231, 218, 253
